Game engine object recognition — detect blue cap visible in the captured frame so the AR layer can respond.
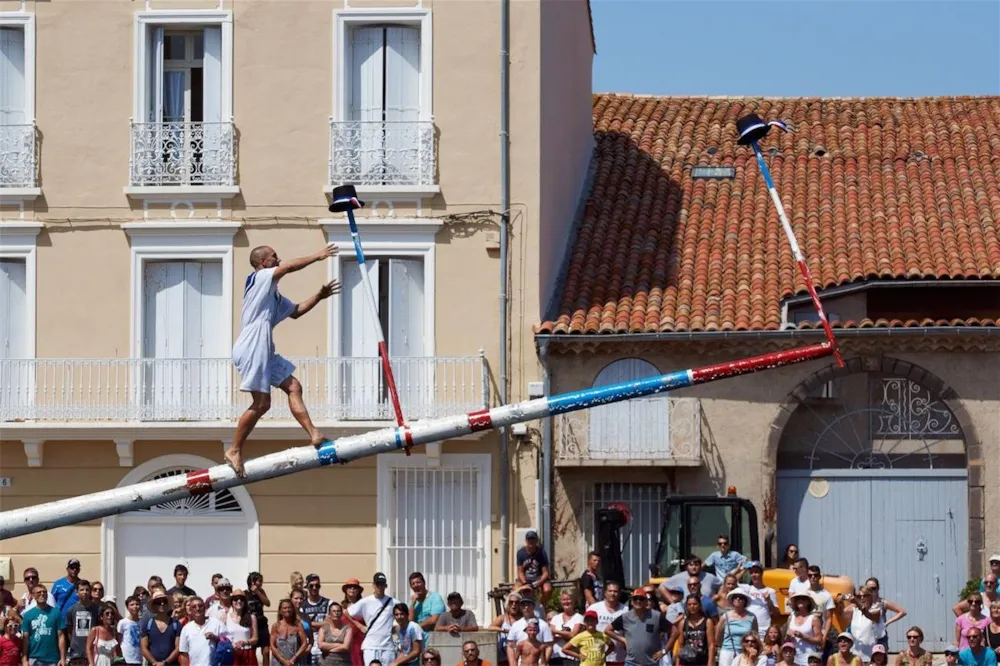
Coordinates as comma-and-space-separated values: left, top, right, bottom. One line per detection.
945, 647, 960, 655
525, 530, 539, 540
746, 561, 763, 570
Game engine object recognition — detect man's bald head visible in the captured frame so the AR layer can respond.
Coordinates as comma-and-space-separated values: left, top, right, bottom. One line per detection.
250, 246, 273, 269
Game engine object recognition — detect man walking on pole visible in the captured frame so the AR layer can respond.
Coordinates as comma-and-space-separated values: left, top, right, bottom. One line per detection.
226, 243, 342, 476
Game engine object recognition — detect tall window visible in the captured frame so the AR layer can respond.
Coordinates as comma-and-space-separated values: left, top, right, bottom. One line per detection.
0, 258, 27, 412
141, 260, 227, 419
341, 257, 427, 418
0, 27, 25, 125
349, 25, 420, 184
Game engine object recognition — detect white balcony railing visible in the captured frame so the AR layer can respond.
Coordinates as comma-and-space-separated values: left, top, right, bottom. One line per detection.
555, 396, 703, 464
0, 123, 36, 188
0, 356, 488, 423
129, 121, 236, 187
329, 120, 435, 187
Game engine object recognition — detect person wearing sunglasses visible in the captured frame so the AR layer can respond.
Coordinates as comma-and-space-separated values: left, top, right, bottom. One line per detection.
705, 537, 747, 581
958, 577, 1000, 617
139, 591, 181, 666
893, 627, 930, 666
420, 649, 442, 666
957, 594, 991, 651
18, 569, 54, 614
958, 629, 995, 666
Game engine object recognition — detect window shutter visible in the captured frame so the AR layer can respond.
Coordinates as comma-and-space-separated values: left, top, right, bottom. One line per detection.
0, 259, 26, 359
383, 26, 419, 123
342, 259, 382, 418
0, 27, 25, 125
388, 258, 426, 415
202, 26, 224, 182
350, 26, 385, 182
146, 26, 164, 122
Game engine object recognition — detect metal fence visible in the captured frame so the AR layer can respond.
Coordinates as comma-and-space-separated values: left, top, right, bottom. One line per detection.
329, 120, 435, 187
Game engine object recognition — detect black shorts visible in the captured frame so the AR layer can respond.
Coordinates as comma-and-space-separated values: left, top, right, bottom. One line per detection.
257, 616, 271, 649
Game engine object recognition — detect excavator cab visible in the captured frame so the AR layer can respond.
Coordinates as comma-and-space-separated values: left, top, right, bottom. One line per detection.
649, 491, 761, 580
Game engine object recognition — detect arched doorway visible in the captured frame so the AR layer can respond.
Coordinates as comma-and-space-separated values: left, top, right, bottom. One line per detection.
101, 454, 260, 600
774, 360, 969, 652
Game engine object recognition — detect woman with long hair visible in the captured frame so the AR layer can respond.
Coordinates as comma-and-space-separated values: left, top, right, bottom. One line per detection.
228, 590, 259, 666
317, 603, 353, 666
271, 600, 309, 666
339, 581, 365, 666
761, 626, 782, 666
893, 626, 931, 666
247, 574, 271, 666
737, 633, 766, 666
488, 593, 523, 666
842, 587, 881, 663
85, 603, 122, 666
171, 594, 189, 627
674, 595, 716, 666
863, 578, 906, 650
0, 615, 23, 666
289, 574, 304, 599
781, 546, 799, 570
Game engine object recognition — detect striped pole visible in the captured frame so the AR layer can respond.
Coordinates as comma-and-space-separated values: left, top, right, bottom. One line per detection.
329, 185, 407, 431
736, 114, 845, 368
0, 341, 834, 540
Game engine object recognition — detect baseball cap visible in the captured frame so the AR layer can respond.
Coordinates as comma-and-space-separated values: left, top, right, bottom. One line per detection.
990, 554, 1000, 563
67, 558, 81, 568
373, 572, 388, 586
305, 574, 320, 583
630, 588, 647, 598
781, 642, 796, 652
871, 645, 887, 655
807, 653, 822, 663
745, 561, 763, 570
216, 578, 232, 588
664, 584, 684, 594
836, 632, 853, 643
944, 646, 960, 655
583, 610, 598, 621
526, 530, 539, 540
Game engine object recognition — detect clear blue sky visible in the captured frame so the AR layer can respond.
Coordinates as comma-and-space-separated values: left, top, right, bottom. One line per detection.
591, 0, 1000, 97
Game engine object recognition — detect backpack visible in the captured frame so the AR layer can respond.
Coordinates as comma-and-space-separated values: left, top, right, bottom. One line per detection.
210, 637, 235, 666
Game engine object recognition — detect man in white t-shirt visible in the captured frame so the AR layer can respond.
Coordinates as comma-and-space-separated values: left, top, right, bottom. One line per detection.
585, 581, 626, 664
179, 596, 229, 666
806, 566, 835, 660
507, 598, 554, 664
738, 562, 778, 637
785, 558, 811, 612
348, 573, 398, 666
226, 242, 341, 476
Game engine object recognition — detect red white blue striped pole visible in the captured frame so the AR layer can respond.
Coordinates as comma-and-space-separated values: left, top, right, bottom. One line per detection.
329, 185, 407, 430
736, 114, 845, 368
0, 341, 834, 540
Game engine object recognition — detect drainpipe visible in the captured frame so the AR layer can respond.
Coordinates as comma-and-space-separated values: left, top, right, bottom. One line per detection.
539, 339, 553, 557
498, 0, 511, 584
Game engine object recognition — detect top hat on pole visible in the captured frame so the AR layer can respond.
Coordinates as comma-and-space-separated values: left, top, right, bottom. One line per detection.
736, 113, 776, 146
329, 184, 365, 213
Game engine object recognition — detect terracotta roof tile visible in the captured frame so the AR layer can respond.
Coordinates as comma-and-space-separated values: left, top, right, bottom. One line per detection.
537, 94, 1000, 334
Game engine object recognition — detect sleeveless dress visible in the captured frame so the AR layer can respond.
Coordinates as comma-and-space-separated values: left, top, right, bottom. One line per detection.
721, 614, 755, 653
789, 614, 816, 666
678, 618, 709, 666
274, 623, 307, 666
897, 652, 932, 666
92, 636, 119, 666
320, 625, 351, 666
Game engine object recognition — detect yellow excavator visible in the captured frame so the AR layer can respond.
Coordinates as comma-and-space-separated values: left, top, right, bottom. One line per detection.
595, 487, 854, 630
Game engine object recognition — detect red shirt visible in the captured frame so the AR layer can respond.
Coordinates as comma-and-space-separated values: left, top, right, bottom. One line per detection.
0, 634, 22, 666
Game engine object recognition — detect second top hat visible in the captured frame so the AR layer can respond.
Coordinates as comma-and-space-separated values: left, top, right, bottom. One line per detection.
329, 184, 366, 213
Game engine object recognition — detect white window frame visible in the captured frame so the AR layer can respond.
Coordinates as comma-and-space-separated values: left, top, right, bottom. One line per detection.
130, 10, 236, 201
0, 13, 39, 201
101, 453, 261, 600
320, 219, 440, 358
133, 10, 233, 124
0, 221, 41, 360
333, 8, 433, 124
122, 221, 240, 359
375, 452, 492, 620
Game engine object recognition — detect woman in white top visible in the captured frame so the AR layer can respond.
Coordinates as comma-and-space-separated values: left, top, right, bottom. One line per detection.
785, 593, 822, 666
86, 603, 122, 666
842, 586, 880, 663
549, 591, 583, 664
488, 593, 523, 665
229, 589, 260, 666
863, 578, 906, 649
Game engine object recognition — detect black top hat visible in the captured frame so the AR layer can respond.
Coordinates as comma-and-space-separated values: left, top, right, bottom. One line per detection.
736, 113, 771, 146
329, 184, 366, 213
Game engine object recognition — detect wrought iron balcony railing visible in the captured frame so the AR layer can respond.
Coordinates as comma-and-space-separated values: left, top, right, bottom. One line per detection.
0, 356, 488, 423
129, 121, 236, 187
555, 396, 703, 464
0, 123, 37, 188
329, 120, 435, 188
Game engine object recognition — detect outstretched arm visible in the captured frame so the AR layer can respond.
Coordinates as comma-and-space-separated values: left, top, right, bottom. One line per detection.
274, 244, 339, 281
290, 280, 342, 319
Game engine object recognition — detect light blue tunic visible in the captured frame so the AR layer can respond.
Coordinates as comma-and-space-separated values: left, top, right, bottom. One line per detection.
232, 267, 297, 392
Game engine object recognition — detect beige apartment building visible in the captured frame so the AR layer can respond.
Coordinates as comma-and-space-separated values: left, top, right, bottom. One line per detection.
0, 0, 596, 621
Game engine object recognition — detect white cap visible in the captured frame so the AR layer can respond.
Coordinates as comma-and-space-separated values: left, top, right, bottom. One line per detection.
989, 554, 1000, 563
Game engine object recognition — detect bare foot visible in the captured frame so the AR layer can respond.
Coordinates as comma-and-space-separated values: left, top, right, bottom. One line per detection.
224, 449, 246, 478
310, 434, 328, 446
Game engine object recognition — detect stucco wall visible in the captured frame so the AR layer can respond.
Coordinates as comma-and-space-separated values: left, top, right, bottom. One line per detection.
546, 345, 1000, 580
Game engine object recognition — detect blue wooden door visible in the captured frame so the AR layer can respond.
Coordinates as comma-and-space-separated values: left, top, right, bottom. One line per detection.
778, 470, 968, 653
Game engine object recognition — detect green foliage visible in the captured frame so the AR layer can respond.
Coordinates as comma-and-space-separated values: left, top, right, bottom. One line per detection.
959, 578, 982, 601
